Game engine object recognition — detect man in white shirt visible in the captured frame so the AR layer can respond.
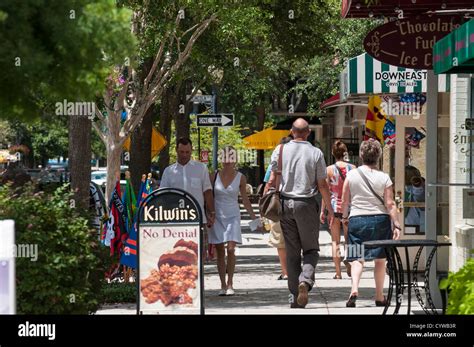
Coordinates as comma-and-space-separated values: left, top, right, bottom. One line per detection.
160, 137, 215, 226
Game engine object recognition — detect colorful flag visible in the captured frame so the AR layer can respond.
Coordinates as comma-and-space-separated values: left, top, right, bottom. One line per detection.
364, 95, 387, 143
365, 95, 398, 147
107, 181, 127, 256
136, 174, 147, 208
406, 128, 426, 148
122, 178, 137, 233
120, 178, 138, 268
383, 116, 396, 148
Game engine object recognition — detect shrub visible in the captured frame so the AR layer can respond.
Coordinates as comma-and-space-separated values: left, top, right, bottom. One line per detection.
100, 282, 136, 304
440, 255, 474, 315
0, 183, 106, 314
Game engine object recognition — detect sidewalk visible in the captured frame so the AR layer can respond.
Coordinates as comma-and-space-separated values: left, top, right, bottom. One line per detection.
98, 204, 422, 315
203, 219, 388, 314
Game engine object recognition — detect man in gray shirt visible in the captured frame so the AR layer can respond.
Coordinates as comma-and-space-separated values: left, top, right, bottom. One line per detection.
267, 118, 334, 308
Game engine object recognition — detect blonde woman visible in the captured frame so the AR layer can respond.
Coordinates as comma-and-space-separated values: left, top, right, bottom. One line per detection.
208, 146, 260, 296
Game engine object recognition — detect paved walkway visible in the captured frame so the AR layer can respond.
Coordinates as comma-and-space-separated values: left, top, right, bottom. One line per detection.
98, 204, 423, 315
202, 219, 390, 314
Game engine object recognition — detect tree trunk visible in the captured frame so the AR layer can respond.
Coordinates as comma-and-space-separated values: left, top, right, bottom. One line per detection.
68, 114, 91, 210
130, 105, 154, 197
105, 142, 122, 202
174, 83, 190, 141
158, 88, 173, 177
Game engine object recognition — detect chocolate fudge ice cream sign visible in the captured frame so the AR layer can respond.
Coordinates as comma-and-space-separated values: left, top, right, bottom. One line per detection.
137, 188, 204, 315
364, 16, 465, 69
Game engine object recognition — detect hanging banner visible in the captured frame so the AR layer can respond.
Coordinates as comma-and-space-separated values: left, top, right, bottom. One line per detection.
364, 16, 466, 69
0, 220, 15, 314
90, 182, 106, 235
137, 188, 203, 315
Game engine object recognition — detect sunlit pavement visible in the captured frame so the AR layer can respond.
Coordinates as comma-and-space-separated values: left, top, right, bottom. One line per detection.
98, 204, 424, 315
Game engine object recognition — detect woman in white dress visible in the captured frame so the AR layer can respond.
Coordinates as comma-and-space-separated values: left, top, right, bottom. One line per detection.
209, 146, 259, 296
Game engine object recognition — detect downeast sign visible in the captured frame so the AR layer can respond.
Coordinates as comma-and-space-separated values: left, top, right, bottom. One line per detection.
364, 16, 465, 70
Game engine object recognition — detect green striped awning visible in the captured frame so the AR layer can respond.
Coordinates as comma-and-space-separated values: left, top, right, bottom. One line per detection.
340, 53, 450, 101
434, 19, 474, 74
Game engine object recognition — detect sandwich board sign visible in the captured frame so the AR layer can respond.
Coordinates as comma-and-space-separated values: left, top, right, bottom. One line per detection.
137, 188, 204, 315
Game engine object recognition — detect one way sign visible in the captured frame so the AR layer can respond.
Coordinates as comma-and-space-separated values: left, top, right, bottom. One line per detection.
197, 114, 234, 127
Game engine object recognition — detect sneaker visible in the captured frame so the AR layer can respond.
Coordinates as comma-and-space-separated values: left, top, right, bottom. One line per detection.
218, 289, 227, 296
226, 288, 235, 296
297, 282, 309, 307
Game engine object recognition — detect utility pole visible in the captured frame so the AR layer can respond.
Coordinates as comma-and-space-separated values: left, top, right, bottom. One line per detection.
192, 101, 200, 160
211, 86, 218, 171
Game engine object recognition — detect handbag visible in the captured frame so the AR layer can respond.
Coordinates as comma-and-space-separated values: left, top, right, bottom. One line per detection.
258, 144, 284, 222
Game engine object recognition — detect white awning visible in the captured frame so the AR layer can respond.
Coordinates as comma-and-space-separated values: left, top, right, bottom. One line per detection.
340, 53, 450, 101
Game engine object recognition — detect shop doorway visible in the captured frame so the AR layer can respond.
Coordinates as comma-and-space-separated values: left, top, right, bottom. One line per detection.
393, 104, 450, 271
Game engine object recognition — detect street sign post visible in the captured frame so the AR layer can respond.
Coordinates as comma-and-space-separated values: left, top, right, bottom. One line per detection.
189, 95, 213, 104
196, 114, 234, 127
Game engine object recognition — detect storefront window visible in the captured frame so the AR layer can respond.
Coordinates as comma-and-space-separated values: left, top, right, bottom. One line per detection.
404, 128, 426, 235
437, 125, 450, 236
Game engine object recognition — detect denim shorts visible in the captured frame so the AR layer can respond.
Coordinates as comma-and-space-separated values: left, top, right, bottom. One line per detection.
347, 214, 392, 261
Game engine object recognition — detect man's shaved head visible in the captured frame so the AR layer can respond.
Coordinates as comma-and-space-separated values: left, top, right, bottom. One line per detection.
291, 118, 310, 139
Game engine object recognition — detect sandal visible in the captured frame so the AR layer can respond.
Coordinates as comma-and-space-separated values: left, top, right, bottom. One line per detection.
346, 294, 357, 308
333, 274, 342, 279
375, 296, 387, 307
277, 274, 288, 280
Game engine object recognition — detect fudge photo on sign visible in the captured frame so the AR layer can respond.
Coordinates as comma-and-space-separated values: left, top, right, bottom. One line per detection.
141, 239, 198, 306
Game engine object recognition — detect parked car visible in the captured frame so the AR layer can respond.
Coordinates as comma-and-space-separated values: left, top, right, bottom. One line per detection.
91, 170, 126, 195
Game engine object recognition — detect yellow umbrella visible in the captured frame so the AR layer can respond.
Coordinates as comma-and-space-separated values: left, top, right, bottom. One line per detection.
123, 127, 168, 160
243, 128, 290, 150
0, 150, 16, 163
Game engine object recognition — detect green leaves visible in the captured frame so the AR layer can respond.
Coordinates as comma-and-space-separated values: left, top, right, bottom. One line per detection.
0, 0, 135, 120
0, 184, 106, 314
100, 282, 136, 304
440, 257, 474, 314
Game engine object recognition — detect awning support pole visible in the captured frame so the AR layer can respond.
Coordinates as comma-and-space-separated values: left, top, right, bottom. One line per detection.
426, 70, 442, 310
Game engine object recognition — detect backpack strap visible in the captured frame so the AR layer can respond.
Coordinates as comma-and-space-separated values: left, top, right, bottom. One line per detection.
275, 144, 284, 193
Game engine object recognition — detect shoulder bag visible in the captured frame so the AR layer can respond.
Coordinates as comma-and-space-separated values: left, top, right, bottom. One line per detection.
258, 144, 284, 222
